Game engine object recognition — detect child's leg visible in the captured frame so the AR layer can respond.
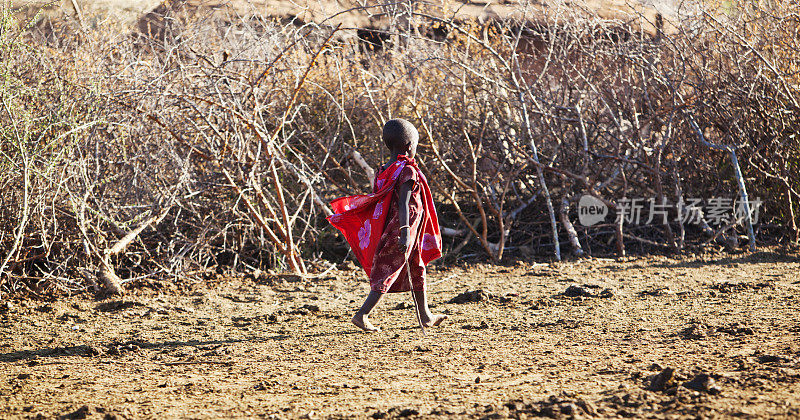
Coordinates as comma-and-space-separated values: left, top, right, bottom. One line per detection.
408, 253, 447, 327
412, 289, 448, 327
352, 291, 384, 332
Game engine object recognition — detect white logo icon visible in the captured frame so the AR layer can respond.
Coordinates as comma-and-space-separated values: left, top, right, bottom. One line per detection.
578, 195, 608, 226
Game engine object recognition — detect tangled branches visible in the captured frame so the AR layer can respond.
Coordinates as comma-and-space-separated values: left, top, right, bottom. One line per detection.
1, 1, 798, 297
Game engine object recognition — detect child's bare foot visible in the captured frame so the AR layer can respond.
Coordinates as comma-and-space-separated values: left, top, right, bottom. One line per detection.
351, 313, 381, 332
421, 314, 448, 327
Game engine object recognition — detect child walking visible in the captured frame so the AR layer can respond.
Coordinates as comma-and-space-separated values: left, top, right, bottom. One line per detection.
327, 119, 448, 332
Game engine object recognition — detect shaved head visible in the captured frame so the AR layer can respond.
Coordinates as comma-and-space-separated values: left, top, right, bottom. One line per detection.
382, 118, 419, 153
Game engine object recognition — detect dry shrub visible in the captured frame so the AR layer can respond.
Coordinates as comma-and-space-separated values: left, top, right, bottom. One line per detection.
1, 1, 798, 297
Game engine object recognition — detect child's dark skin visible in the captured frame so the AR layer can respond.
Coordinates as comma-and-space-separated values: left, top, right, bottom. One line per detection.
351, 133, 448, 332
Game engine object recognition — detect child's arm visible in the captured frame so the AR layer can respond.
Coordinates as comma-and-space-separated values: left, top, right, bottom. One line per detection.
397, 179, 414, 255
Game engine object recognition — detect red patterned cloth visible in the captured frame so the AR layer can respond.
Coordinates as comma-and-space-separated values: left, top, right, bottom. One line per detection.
327, 155, 442, 293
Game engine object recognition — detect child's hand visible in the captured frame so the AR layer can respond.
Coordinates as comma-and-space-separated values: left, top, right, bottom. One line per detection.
398, 226, 412, 255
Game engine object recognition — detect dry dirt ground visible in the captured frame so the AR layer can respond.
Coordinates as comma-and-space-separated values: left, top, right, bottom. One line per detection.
2, 250, 800, 419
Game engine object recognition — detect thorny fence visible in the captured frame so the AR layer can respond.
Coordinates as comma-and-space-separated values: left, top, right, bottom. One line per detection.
0, 1, 798, 296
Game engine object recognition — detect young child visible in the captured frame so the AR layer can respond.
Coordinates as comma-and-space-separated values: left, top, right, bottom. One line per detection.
327, 118, 448, 332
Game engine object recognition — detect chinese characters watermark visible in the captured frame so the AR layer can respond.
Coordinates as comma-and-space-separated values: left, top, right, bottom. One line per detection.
577, 195, 763, 227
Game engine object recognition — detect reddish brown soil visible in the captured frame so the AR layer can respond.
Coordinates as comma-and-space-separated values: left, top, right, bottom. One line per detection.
2, 250, 800, 419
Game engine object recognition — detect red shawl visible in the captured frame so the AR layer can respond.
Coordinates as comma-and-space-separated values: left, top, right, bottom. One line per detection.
327, 155, 442, 276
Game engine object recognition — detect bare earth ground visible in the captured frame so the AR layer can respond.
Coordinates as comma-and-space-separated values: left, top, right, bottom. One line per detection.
2, 250, 800, 419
